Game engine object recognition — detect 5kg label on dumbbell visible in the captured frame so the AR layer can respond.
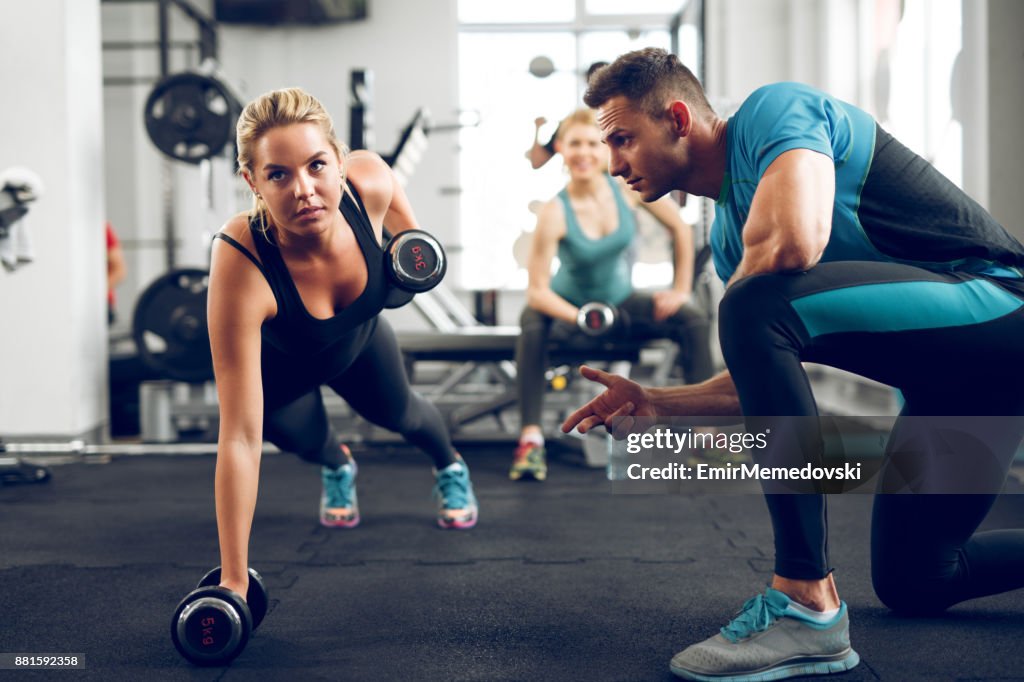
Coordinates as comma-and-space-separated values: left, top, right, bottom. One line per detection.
199, 616, 219, 647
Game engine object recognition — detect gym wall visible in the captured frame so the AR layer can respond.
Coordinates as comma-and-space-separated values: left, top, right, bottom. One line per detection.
961, 0, 1024, 240
0, 0, 108, 437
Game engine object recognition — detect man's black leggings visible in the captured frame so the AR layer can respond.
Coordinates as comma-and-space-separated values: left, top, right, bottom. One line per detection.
517, 292, 714, 428
261, 318, 457, 471
718, 260, 1024, 613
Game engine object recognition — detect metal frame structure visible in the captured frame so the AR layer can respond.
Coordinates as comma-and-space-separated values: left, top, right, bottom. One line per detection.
102, 0, 226, 271
102, 0, 218, 86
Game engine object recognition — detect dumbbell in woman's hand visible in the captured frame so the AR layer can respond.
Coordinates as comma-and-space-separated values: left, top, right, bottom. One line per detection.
170, 566, 269, 666
576, 301, 629, 337
382, 229, 447, 309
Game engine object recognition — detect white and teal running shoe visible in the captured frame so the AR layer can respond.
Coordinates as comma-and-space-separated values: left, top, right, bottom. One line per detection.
670, 588, 860, 681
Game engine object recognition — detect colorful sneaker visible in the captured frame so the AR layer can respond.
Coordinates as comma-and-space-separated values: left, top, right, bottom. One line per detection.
320, 452, 360, 528
433, 459, 478, 530
509, 442, 547, 481
669, 588, 860, 681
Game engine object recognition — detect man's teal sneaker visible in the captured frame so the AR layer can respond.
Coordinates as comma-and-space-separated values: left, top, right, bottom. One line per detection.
670, 588, 859, 681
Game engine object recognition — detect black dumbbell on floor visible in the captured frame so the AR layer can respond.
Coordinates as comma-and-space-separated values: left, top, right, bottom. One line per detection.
171, 566, 269, 666
577, 301, 630, 337
382, 229, 447, 308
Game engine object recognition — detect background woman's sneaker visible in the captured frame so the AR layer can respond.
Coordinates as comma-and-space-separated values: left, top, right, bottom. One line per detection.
509, 442, 547, 481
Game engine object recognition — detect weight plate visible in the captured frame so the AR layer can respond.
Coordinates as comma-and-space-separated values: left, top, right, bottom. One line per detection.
144, 73, 237, 164
171, 587, 250, 666
197, 567, 269, 630
132, 268, 213, 383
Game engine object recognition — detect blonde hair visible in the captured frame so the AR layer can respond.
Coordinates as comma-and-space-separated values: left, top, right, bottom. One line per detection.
555, 108, 599, 143
235, 87, 348, 236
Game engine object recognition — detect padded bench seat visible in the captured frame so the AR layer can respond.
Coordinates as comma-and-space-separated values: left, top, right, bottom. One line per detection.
395, 327, 678, 434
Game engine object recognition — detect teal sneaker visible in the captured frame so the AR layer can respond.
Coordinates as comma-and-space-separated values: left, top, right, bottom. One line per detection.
320, 454, 359, 529
433, 459, 478, 530
670, 588, 859, 681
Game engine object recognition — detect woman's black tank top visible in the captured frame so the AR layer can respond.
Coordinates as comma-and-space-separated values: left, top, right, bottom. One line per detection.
213, 181, 387, 370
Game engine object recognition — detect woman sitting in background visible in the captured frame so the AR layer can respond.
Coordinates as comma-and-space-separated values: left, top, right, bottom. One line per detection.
511, 108, 713, 481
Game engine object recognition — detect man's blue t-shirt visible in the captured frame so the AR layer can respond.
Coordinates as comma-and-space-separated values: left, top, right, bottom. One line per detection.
710, 82, 1024, 284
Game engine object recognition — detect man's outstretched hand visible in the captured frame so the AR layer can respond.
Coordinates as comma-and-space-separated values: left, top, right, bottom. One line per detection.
561, 365, 656, 439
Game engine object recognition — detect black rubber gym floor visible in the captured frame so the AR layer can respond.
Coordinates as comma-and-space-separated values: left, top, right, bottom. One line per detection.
2, 443, 1023, 681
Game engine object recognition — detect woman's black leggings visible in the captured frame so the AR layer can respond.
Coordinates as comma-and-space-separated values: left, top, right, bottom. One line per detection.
718, 260, 1024, 613
261, 318, 457, 470
517, 293, 714, 428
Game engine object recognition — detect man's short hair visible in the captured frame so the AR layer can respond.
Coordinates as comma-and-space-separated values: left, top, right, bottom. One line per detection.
584, 47, 713, 120
584, 61, 609, 83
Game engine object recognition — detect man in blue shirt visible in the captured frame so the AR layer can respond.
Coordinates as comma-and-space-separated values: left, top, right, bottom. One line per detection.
563, 47, 1024, 681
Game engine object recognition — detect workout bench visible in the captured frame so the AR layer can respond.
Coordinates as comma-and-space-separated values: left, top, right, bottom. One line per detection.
395, 326, 680, 469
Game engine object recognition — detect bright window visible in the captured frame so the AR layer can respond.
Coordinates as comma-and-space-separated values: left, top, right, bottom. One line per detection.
578, 30, 671, 68
458, 32, 577, 289
457, 0, 575, 24
585, 0, 686, 15
870, 0, 962, 187
456, 1, 697, 289
458, 28, 675, 289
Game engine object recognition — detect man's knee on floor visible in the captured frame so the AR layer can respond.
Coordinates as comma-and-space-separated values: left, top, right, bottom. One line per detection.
871, 556, 961, 615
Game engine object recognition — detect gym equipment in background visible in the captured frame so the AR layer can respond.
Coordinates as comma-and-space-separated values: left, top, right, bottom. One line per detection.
144, 71, 242, 165
132, 268, 214, 383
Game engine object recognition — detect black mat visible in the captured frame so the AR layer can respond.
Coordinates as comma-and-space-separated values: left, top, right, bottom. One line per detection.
2, 445, 1023, 681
